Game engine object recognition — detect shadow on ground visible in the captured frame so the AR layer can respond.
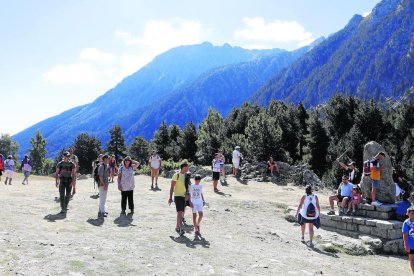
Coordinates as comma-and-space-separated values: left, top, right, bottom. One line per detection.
169, 235, 210, 249
87, 217, 104, 226
114, 213, 136, 227
44, 212, 66, 222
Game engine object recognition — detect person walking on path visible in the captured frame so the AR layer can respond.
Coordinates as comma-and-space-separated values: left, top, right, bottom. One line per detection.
296, 185, 321, 247
212, 153, 222, 192
149, 150, 161, 190
109, 154, 118, 183
168, 162, 189, 236
4, 155, 15, 185
402, 206, 414, 273
69, 148, 79, 196
117, 156, 139, 216
217, 150, 226, 181
189, 174, 205, 236
98, 155, 110, 217
20, 155, 32, 185
55, 152, 76, 214
232, 146, 242, 177
0, 153, 5, 182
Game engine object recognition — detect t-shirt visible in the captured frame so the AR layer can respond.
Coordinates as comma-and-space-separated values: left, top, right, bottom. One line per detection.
370, 160, 381, 180
57, 161, 74, 178
397, 201, 411, 216
232, 150, 241, 162
212, 159, 222, 172
171, 173, 186, 197
119, 166, 135, 191
300, 194, 319, 220
98, 163, 110, 186
347, 168, 359, 183
4, 159, 14, 171
402, 219, 414, 250
339, 182, 353, 197
189, 184, 203, 204
149, 155, 161, 169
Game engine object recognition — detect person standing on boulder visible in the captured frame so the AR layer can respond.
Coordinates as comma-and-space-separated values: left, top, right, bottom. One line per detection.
296, 185, 320, 247
402, 206, 414, 273
232, 146, 242, 177
149, 150, 161, 190
55, 152, 76, 214
369, 152, 385, 206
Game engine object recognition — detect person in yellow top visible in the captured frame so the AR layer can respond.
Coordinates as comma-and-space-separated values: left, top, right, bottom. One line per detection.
370, 152, 385, 206
168, 162, 190, 236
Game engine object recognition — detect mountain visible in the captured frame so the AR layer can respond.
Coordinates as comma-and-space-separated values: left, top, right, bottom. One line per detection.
252, 0, 414, 107
13, 42, 304, 157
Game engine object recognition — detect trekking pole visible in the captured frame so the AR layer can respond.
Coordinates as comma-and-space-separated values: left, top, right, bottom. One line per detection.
336, 151, 347, 162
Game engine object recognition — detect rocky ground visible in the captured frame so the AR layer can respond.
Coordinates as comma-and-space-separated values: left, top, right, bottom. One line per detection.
0, 173, 409, 275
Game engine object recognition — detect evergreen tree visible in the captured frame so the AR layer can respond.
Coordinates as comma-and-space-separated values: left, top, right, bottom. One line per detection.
303, 111, 329, 177
72, 133, 102, 174
296, 102, 309, 160
128, 136, 150, 164
151, 121, 169, 159
29, 131, 47, 175
0, 133, 19, 158
107, 125, 127, 159
181, 121, 198, 162
196, 109, 223, 164
166, 125, 182, 162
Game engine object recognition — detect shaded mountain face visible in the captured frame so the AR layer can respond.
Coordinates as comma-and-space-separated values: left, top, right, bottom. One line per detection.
14, 42, 305, 157
252, 0, 414, 108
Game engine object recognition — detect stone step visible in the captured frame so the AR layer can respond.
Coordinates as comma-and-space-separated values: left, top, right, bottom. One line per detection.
335, 203, 398, 220
320, 211, 403, 240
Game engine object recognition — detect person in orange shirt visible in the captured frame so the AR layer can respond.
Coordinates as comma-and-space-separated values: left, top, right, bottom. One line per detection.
370, 152, 385, 206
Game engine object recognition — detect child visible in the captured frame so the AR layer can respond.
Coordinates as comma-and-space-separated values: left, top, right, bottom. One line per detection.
402, 206, 414, 273
189, 174, 205, 236
347, 186, 362, 215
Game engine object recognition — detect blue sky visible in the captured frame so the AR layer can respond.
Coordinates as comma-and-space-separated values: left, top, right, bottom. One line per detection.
0, 0, 380, 135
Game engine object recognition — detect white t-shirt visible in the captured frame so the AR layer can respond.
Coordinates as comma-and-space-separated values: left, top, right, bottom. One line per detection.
300, 194, 319, 220
5, 159, 15, 171
232, 150, 241, 162
149, 154, 161, 169
189, 184, 203, 205
119, 166, 135, 191
212, 159, 222, 172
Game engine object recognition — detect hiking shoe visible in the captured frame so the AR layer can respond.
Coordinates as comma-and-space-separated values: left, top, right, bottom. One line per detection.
301, 236, 305, 243
120, 210, 126, 215
60, 209, 66, 214
130, 210, 134, 215
195, 231, 200, 236
327, 210, 335, 215
371, 201, 382, 206
175, 228, 185, 236
338, 211, 344, 216
182, 217, 186, 224
151, 184, 154, 189
309, 241, 314, 247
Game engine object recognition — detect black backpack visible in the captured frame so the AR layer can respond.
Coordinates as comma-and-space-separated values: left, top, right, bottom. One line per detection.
306, 195, 316, 217
93, 162, 100, 182
176, 172, 191, 192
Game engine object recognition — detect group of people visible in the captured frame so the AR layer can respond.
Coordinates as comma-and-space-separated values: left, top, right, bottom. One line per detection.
0, 153, 33, 185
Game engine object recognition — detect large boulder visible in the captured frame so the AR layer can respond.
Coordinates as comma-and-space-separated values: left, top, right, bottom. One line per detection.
360, 141, 394, 204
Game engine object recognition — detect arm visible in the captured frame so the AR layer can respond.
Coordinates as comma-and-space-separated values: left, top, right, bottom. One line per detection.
404, 232, 410, 253
337, 159, 349, 170
117, 169, 122, 191
168, 180, 176, 205
296, 196, 305, 216
201, 192, 205, 205
71, 164, 76, 185
55, 166, 60, 187
316, 196, 321, 213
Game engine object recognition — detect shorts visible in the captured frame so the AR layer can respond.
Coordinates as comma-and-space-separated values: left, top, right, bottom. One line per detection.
232, 161, 240, 169
410, 249, 414, 255
212, 171, 220, 180
297, 213, 320, 229
23, 170, 30, 177
372, 180, 381, 188
174, 196, 186, 212
5, 170, 13, 178
0, 170, 2, 176
337, 195, 351, 202
151, 168, 159, 177
192, 202, 204, 213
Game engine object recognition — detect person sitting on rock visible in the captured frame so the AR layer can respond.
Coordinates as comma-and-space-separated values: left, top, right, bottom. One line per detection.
347, 185, 362, 215
327, 175, 353, 215
267, 157, 279, 176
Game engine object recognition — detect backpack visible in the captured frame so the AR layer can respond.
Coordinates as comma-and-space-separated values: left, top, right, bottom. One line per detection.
306, 195, 316, 217
363, 160, 371, 176
176, 172, 191, 192
93, 162, 100, 182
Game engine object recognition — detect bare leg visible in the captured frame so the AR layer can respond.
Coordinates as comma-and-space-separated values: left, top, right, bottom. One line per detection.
309, 223, 314, 242
410, 254, 414, 274
301, 223, 306, 239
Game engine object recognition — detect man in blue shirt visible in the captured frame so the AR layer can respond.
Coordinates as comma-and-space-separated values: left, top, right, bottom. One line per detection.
402, 206, 414, 273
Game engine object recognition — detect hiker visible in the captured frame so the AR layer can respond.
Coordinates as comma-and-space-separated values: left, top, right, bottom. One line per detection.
189, 174, 205, 236
168, 162, 190, 236
232, 146, 242, 177
347, 185, 362, 215
267, 157, 279, 176
109, 154, 118, 183
369, 152, 385, 206
327, 175, 353, 215
20, 155, 32, 185
98, 154, 110, 217
212, 153, 222, 192
217, 150, 226, 180
402, 206, 414, 273
4, 155, 15, 185
336, 159, 360, 184
69, 148, 79, 196
397, 193, 414, 222
55, 152, 76, 214
296, 185, 320, 247
0, 153, 4, 182
117, 156, 139, 216
149, 150, 161, 189
92, 154, 103, 194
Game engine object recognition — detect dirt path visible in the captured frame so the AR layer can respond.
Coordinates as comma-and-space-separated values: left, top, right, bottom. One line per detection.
0, 173, 409, 275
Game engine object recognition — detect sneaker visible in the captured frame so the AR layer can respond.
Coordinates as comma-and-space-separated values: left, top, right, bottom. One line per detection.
195, 231, 200, 236
151, 184, 154, 189
371, 201, 382, 206
309, 241, 314, 247
130, 210, 134, 215
352, 210, 356, 215
346, 210, 351, 215
301, 236, 305, 243
175, 228, 185, 236
339, 211, 344, 216
182, 217, 186, 224
121, 210, 126, 215
327, 210, 335, 215
60, 209, 66, 214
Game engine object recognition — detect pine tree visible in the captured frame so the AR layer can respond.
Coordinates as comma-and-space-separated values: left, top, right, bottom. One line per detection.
107, 125, 127, 159
151, 121, 169, 160
166, 125, 182, 162
0, 134, 19, 158
128, 136, 149, 164
29, 131, 47, 175
72, 133, 102, 174
181, 121, 198, 162
196, 109, 223, 164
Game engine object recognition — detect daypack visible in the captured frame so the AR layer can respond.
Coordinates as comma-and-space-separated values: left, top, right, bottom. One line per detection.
93, 162, 100, 182
363, 160, 371, 176
306, 195, 316, 217
176, 172, 191, 192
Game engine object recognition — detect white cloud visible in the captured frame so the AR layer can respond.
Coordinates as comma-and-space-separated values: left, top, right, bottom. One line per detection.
43, 63, 98, 85
234, 17, 314, 49
79, 48, 117, 62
